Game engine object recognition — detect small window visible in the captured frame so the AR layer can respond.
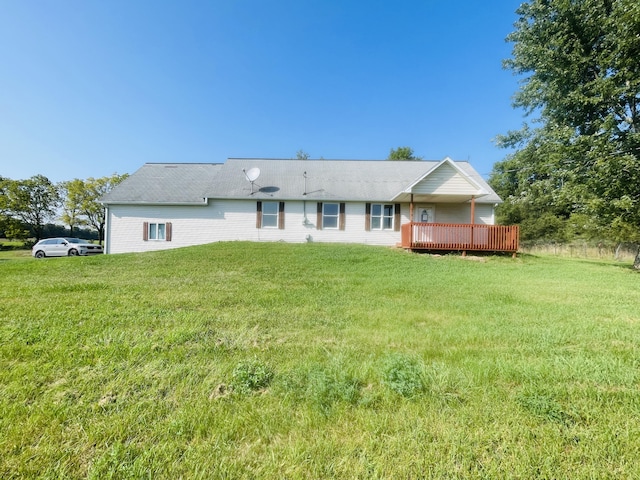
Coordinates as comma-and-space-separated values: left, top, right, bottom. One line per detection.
257, 201, 285, 229
144, 222, 172, 241
261, 201, 279, 228
149, 223, 166, 240
322, 203, 339, 229
316, 202, 345, 230
371, 204, 394, 230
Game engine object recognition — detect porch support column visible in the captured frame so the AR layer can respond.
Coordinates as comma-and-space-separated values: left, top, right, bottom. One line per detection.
409, 194, 414, 250
409, 194, 414, 222
470, 196, 476, 224
469, 195, 476, 252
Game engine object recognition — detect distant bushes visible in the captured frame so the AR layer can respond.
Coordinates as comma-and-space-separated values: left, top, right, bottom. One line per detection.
0, 223, 99, 244
520, 240, 639, 261
0, 241, 28, 251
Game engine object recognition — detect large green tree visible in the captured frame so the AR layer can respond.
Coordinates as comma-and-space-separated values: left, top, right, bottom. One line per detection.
2, 175, 60, 241
59, 179, 88, 237
491, 0, 640, 247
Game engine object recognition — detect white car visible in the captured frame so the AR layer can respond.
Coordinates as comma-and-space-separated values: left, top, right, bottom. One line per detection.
32, 237, 104, 258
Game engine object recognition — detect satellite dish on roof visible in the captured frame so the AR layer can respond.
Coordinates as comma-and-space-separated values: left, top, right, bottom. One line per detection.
244, 167, 260, 182
243, 167, 261, 194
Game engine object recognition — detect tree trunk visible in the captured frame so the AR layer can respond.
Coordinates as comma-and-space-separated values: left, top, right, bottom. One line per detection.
634, 245, 640, 271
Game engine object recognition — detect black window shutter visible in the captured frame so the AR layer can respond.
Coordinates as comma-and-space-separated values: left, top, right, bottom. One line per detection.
256, 201, 262, 228
278, 202, 285, 230
394, 204, 401, 231
365, 203, 371, 231
143, 222, 149, 241
316, 202, 323, 230
166, 222, 172, 241
339, 203, 346, 230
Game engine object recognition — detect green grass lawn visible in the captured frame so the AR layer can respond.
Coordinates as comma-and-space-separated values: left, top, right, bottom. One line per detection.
1, 242, 639, 478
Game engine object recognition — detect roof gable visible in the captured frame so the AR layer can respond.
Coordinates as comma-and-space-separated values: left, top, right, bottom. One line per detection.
407, 157, 487, 197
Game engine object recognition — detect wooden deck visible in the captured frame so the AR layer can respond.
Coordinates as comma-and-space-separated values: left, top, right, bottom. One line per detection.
401, 223, 520, 254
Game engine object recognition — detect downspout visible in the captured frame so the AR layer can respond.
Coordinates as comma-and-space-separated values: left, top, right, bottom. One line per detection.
302, 171, 311, 227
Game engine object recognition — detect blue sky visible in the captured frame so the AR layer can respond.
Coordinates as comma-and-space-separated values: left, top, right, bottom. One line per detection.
0, 1, 525, 183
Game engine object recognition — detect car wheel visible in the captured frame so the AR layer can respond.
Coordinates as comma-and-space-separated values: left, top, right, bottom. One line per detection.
68, 249, 79, 256
35, 251, 46, 259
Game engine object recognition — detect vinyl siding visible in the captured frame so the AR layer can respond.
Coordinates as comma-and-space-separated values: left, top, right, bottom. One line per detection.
474, 203, 495, 224
412, 162, 479, 195
435, 203, 495, 224
105, 200, 495, 254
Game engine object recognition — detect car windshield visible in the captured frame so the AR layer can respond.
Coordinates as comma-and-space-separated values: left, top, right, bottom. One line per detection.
65, 238, 83, 244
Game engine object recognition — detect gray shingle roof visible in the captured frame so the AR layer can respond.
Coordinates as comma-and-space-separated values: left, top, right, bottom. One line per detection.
100, 163, 223, 204
101, 158, 501, 205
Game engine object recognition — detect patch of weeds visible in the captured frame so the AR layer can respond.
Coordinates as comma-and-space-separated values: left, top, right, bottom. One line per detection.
517, 390, 577, 426
231, 358, 274, 394
308, 366, 362, 413
424, 362, 467, 404
382, 354, 425, 398
280, 362, 363, 414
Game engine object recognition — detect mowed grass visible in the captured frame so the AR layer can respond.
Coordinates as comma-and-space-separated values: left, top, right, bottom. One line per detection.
1, 242, 639, 478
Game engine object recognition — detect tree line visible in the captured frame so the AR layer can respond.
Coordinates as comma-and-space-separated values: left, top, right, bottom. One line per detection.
0, 173, 128, 244
489, 0, 640, 256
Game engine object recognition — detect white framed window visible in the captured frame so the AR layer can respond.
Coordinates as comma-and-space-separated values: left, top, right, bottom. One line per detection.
316, 202, 345, 230
371, 204, 394, 230
257, 201, 284, 229
322, 203, 340, 229
149, 223, 166, 240
365, 203, 400, 232
143, 222, 172, 241
261, 201, 279, 228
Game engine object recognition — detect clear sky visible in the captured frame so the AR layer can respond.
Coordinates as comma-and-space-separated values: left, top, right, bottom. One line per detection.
0, 1, 525, 183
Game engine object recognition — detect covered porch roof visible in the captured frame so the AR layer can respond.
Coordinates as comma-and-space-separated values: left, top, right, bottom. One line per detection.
392, 157, 492, 204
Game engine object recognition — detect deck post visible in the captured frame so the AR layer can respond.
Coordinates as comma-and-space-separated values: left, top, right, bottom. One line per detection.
470, 196, 475, 224
409, 194, 414, 223
470, 196, 475, 249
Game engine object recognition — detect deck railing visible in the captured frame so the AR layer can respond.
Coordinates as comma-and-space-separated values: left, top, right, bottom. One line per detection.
401, 222, 519, 253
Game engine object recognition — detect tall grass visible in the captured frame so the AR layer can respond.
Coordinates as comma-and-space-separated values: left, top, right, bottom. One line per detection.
1, 243, 639, 478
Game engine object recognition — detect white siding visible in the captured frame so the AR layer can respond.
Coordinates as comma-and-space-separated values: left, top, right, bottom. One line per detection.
435, 204, 470, 224
412, 162, 479, 195
105, 200, 495, 254
105, 200, 412, 254
475, 203, 495, 225
436, 203, 495, 224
